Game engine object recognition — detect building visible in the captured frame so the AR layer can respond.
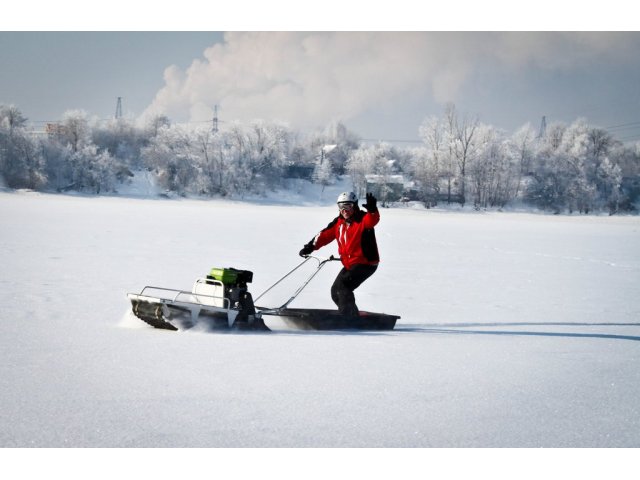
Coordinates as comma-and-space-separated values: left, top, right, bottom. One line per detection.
365, 174, 411, 203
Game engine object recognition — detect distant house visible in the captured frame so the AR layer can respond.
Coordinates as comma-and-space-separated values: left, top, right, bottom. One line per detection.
365, 174, 410, 203
285, 164, 315, 180
45, 122, 66, 138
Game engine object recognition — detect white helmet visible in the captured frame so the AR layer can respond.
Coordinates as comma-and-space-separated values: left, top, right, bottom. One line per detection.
337, 192, 358, 204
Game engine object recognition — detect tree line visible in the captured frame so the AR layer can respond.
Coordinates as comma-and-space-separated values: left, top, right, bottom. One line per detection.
1, 103, 639, 214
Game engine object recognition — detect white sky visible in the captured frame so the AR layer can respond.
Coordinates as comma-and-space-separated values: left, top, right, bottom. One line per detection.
2, 2, 640, 143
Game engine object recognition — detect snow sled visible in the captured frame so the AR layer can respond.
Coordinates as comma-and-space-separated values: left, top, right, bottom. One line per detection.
126, 256, 399, 332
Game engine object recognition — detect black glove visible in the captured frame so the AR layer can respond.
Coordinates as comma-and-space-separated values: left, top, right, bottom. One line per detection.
299, 242, 314, 257
362, 193, 378, 212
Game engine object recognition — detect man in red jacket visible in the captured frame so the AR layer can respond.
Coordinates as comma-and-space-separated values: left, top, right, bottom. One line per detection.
299, 191, 380, 318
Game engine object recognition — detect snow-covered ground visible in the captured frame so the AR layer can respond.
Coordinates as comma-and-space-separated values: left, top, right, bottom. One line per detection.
1, 181, 639, 473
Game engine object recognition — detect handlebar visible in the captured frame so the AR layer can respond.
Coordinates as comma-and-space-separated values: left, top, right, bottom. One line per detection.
254, 254, 340, 306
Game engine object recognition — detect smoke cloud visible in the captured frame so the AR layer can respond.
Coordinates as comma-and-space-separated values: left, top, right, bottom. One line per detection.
142, 32, 638, 130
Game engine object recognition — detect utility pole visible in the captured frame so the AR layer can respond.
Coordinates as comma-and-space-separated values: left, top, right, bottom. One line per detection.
115, 97, 123, 119
538, 115, 547, 138
212, 104, 219, 133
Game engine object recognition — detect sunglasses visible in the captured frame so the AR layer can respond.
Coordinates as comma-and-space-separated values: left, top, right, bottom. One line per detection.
338, 202, 355, 211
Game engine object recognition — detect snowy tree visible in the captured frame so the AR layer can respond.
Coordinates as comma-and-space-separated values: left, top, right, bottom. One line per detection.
92, 118, 145, 169
146, 114, 171, 137
0, 129, 46, 189
312, 145, 337, 196
452, 108, 479, 206
60, 110, 92, 153
67, 145, 116, 194
417, 116, 445, 205
245, 120, 291, 190
544, 122, 566, 151
510, 123, 537, 199
41, 142, 73, 191
417, 104, 478, 205
612, 143, 640, 209
525, 119, 598, 213
442, 104, 459, 203
346, 143, 400, 204
223, 123, 254, 197
319, 121, 361, 175
525, 122, 571, 213
0, 105, 27, 134
141, 124, 198, 194
346, 146, 377, 197
469, 125, 519, 208
190, 127, 218, 195
560, 120, 598, 213
0, 105, 46, 189
596, 157, 623, 214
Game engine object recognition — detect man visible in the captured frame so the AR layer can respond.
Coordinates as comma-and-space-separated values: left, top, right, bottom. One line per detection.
299, 191, 380, 318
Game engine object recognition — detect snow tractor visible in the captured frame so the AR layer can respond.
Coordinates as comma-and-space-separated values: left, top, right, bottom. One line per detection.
127, 255, 399, 332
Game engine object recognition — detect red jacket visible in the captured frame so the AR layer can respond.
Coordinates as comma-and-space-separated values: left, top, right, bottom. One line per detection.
312, 208, 380, 269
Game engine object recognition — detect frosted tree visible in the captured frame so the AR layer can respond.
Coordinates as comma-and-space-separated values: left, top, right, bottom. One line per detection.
372, 143, 400, 205
0, 104, 27, 134
319, 121, 361, 175
92, 117, 145, 169
560, 120, 596, 213
452, 108, 479, 206
223, 123, 252, 197
596, 157, 623, 213
525, 121, 570, 213
141, 124, 198, 194
469, 125, 521, 208
312, 145, 337, 197
418, 115, 446, 205
0, 130, 46, 189
247, 120, 291, 190
611, 142, 640, 209
146, 114, 171, 137
0, 105, 46, 189
510, 123, 537, 198
470, 125, 497, 208
60, 110, 92, 153
346, 146, 377, 197
418, 104, 478, 205
42, 142, 73, 191
544, 122, 566, 151
526, 119, 599, 213
441, 104, 459, 203
346, 143, 399, 204
68, 145, 116, 194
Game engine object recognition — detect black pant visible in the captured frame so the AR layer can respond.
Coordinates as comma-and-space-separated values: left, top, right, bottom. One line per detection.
331, 264, 378, 317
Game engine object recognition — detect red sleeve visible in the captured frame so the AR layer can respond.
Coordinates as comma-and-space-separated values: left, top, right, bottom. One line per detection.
363, 211, 380, 229
313, 217, 339, 250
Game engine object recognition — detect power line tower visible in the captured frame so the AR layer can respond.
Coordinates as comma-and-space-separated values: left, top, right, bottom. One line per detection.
115, 97, 123, 119
537, 115, 547, 138
212, 104, 219, 133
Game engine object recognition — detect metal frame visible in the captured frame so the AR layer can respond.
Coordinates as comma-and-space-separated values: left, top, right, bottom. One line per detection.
127, 281, 238, 327
132, 284, 231, 310
255, 254, 339, 313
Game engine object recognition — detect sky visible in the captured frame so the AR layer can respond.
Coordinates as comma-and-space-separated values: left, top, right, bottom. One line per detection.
2, 5, 640, 144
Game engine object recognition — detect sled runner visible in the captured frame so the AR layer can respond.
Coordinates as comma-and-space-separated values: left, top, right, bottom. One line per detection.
126, 256, 399, 332
258, 308, 399, 331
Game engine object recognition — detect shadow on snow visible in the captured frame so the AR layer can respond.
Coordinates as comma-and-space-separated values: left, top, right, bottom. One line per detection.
396, 322, 640, 342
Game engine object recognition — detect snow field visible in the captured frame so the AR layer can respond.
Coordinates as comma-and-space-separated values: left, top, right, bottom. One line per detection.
1, 190, 639, 475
